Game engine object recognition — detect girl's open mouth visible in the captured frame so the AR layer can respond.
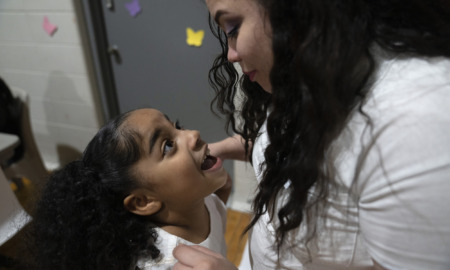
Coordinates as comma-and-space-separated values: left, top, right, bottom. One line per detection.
201, 155, 218, 170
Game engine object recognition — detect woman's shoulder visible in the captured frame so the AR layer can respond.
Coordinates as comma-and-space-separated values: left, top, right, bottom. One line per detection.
360, 54, 450, 130
335, 54, 450, 189
371, 55, 450, 103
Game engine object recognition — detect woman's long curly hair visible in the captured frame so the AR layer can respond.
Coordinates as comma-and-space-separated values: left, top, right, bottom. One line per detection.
209, 0, 450, 249
27, 110, 160, 270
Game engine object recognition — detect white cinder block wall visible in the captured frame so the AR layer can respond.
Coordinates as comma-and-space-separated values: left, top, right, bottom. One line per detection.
0, 0, 102, 170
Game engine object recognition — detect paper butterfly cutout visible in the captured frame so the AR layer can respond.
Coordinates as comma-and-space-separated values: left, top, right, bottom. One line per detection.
43, 16, 58, 36
186, 27, 205, 47
125, 0, 142, 17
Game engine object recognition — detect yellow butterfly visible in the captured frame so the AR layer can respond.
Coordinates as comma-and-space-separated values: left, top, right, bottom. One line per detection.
186, 27, 205, 47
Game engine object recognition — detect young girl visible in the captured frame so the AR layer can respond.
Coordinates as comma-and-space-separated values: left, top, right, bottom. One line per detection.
27, 108, 231, 270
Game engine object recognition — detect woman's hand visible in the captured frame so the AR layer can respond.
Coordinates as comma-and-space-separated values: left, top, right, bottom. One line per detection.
173, 244, 238, 270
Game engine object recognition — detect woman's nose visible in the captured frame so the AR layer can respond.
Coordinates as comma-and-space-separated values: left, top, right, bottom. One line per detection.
227, 44, 240, 63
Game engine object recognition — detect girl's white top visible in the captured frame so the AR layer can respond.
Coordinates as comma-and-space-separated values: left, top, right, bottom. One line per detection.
250, 53, 450, 269
137, 194, 227, 269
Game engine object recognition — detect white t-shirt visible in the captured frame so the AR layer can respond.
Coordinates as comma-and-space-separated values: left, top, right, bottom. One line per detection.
136, 194, 227, 269
249, 55, 450, 269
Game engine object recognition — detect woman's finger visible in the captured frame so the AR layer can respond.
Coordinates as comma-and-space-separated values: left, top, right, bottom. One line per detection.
173, 262, 193, 270
173, 244, 215, 265
173, 244, 237, 270
184, 245, 225, 259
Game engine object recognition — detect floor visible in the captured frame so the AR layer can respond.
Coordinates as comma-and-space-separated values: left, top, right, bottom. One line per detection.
225, 209, 252, 266
224, 160, 256, 267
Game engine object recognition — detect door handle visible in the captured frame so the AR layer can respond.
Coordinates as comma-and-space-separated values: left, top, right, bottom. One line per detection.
106, 0, 114, 11
107, 45, 122, 64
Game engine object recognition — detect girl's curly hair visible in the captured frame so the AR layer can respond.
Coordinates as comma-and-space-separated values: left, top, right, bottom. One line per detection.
26, 110, 160, 270
208, 0, 450, 250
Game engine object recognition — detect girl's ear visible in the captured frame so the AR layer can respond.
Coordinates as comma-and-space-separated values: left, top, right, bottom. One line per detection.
123, 190, 162, 216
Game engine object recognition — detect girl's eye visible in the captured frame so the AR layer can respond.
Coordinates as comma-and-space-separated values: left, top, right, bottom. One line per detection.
163, 140, 174, 156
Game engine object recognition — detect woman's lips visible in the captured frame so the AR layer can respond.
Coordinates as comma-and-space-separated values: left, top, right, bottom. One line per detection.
244, 71, 256, 82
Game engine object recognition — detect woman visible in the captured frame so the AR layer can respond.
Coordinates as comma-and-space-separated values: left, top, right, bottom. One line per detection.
174, 0, 450, 269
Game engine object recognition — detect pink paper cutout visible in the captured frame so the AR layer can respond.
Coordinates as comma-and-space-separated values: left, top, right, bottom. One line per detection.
125, 0, 142, 17
43, 16, 58, 36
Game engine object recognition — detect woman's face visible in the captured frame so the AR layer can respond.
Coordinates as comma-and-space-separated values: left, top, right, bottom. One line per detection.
127, 109, 227, 209
207, 0, 274, 93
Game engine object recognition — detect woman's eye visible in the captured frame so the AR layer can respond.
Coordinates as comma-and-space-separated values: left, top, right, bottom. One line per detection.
226, 25, 239, 39
163, 140, 174, 156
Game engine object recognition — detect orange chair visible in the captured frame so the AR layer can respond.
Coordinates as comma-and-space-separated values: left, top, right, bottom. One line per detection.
2, 87, 48, 187
0, 167, 31, 257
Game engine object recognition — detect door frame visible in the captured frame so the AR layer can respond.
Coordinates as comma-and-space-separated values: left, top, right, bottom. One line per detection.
75, 0, 120, 121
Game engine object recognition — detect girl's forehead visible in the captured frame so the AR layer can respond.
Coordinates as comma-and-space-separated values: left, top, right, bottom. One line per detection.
125, 109, 167, 129
129, 108, 163, 120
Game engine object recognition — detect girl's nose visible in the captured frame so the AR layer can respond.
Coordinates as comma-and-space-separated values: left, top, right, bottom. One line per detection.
227, 44, 240, 63
185, 129, 203, 150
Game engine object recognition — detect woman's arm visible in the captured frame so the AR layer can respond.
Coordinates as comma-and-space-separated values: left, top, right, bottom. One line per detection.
209, 134, 250, 162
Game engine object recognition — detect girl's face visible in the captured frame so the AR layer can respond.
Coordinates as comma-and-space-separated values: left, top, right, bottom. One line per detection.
207, 0, 274, 93
127, 109, 227, 210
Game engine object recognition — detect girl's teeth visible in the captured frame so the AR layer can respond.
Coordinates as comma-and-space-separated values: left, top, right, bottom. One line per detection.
203, 149, 210, 163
